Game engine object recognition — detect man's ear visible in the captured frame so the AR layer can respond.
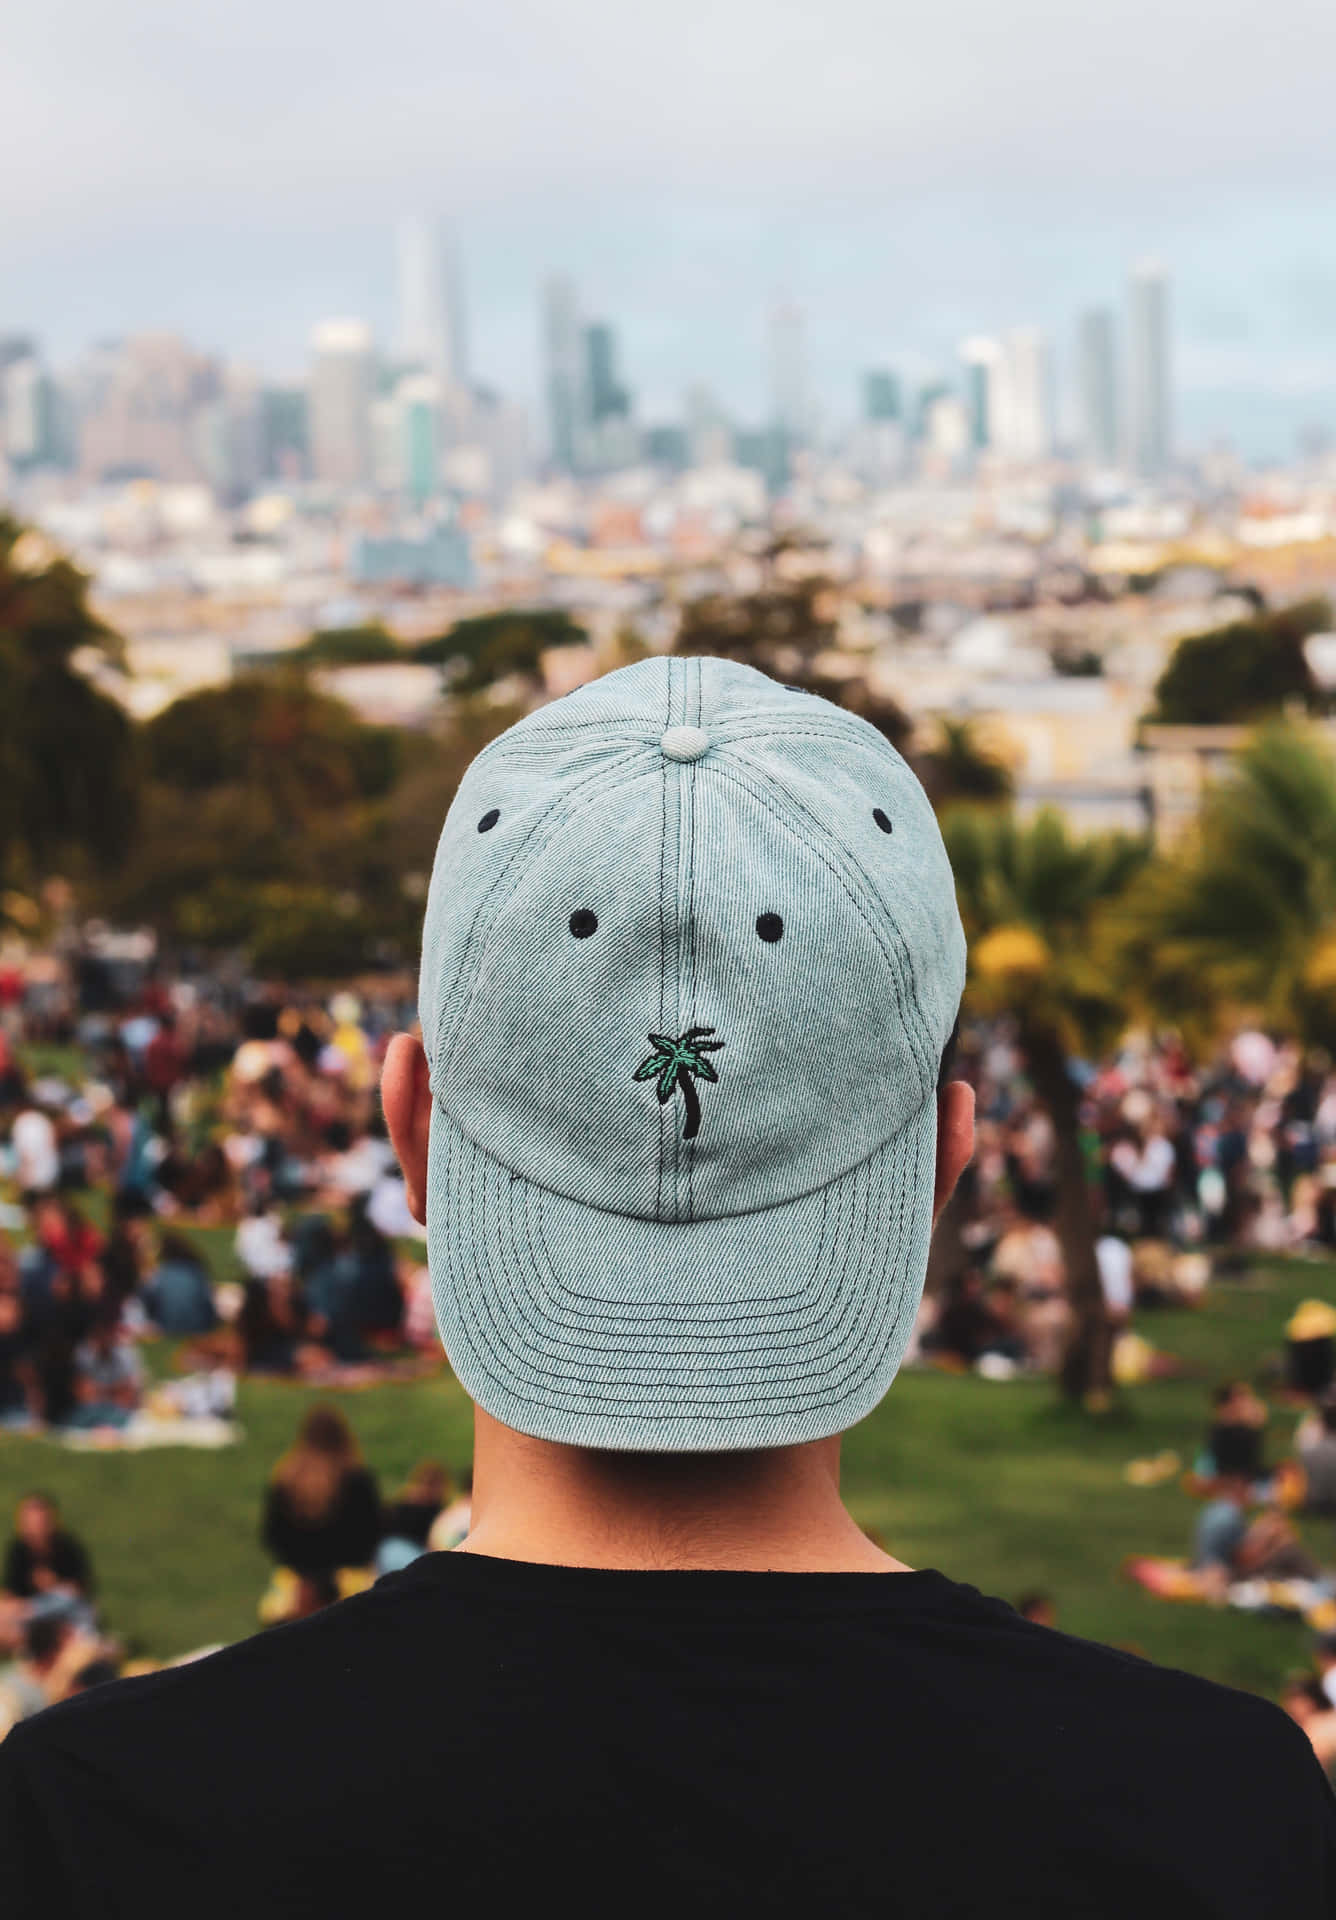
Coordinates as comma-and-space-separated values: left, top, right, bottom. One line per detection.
381, 1034, 433, 1226
933, 1080, 975, 1223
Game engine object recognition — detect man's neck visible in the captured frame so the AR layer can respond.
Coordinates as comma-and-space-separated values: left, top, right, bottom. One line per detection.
459, 1408, 910, 1574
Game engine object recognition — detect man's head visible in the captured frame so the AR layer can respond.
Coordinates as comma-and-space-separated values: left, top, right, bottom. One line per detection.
384, 657, 971, 1455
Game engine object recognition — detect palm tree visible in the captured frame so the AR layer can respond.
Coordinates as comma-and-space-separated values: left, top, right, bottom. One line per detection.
634, 1028, 725, 1140
1122, 723, 1336, 1050
943, 806, 1149, 1403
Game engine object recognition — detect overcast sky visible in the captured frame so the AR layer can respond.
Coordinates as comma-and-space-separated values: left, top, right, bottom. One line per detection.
5, 0, 1336, 454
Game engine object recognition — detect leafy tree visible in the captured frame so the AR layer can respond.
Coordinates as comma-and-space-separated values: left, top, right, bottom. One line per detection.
676, 575, 914, 758
1121, 723, 1336, 1050
918, 717, 1014, 810
1149, 597, 1331, 726
943, 806, 1149, 1403
417, 609, 587, 692
292, 623, 402, 666
105, 675, 407, 971
143, 675, 400, 823
0, 516, 138, 888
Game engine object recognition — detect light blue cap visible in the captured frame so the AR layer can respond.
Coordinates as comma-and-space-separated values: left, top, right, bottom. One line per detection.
419, 655, 965, 1451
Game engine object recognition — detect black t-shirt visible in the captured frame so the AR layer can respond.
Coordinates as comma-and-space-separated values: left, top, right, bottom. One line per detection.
2, 1552, 1333, 1917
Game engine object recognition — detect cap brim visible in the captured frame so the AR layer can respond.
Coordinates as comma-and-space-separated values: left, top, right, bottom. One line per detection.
425, 1095, 937, 1452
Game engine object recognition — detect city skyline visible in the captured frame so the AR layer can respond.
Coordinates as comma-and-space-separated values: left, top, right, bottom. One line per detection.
7, 1, 1336, 457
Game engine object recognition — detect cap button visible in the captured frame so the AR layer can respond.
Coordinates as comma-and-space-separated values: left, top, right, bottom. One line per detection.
660, 725, 710, 762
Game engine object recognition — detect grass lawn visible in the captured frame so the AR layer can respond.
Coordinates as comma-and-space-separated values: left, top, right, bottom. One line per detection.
3, 1225, 1335, 1699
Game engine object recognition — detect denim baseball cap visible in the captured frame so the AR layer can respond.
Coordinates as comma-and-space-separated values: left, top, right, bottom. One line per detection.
418, 655, 966, 1451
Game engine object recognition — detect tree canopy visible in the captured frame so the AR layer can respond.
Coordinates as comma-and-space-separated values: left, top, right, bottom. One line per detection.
0, 515, 138, 894
1148, 597, 1331, 727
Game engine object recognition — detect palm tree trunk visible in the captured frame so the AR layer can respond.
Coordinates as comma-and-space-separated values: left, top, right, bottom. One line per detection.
680, 1075, 702, 1141
1019, 1018, 1112, 1404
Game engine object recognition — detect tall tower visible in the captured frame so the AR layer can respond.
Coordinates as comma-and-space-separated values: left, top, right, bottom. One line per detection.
959, 338, 1004, 450
396, 218, 468, 389
1003, 328, 1052, 462
309, 320, 375, 488
1075, 308, 1118, 468
1128, 260, 1171, 477
768, 298, 808, 446
543, 275, 582, 473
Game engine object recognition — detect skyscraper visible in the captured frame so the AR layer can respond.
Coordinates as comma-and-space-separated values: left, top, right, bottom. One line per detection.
1002, 328, 1052, 461
396, 217, 468, 389
543, 275, 582, 473
1076, 308, 1118, 468
1128, 260, 1171, 478
768, 299, 808, 445
583, 323, 628, 424
862, 370, 901, 424
309, 320, 375, 489
959, 338, 1003, 450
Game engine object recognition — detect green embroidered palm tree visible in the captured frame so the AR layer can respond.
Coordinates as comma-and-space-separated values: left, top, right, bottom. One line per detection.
633, 1026, 725, 1140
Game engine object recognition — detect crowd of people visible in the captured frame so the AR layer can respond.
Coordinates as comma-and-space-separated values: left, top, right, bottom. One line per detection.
914, 1024, 1336, 1382
0, 963, 439, 1437
4, 941, 1336, 1759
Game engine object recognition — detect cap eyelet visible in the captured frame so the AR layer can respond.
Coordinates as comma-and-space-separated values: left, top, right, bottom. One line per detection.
873, 808, 893, 834
477, 809, 500, 833
756, 913, 784, 943
569, 910, 598, 939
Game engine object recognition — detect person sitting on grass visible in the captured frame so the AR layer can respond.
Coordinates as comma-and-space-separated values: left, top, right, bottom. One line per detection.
68, 1313, 144, 1431
2, 1495, 93, 1613
141, 1232, 218, 1337
260, 1404, 381, 1620
376, 1460, 452, 1576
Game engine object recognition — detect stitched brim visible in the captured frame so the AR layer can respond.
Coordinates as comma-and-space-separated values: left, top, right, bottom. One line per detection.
425, 1096, 938, 1453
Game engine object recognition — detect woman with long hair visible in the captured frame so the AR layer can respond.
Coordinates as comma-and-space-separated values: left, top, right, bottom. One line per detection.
260, 1405, 381, 1620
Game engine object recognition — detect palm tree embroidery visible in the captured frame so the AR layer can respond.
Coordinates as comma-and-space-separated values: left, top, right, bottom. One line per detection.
633, 1026, 725, 1141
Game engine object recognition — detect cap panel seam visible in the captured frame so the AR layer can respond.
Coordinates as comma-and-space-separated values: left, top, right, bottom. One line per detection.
430, 747, 652, 1081
724, 741, 945, 1079
701, 758, 935, 1099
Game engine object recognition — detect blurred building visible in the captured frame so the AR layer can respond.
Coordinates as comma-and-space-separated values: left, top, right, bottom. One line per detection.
1128, 260, 1171, 478
960, 338, 1003, 451
769, 298, 808, 451
309, 320, 375, 489
1076, 308, 1119, 468
396, 216, 468, 390
543, 275, 582, 474
1001, 328, 1053, 462
350, 522, 473, 588
862, 370, 901, 424
77, 334, 220, 484
3, 356, 61, 470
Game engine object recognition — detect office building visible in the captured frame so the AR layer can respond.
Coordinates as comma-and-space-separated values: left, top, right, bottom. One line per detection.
959, 338, 1003, 450
769, 299, 808, 446
397, 373, 442, 503
1076, 308, 1119, 467
1128, 260, 1171, 477
77, 333, 219, 483
543, 275, 583, 473
3, 357, 58, 468
396, 216, 468, 390
261, 385, 309, 480
862, 370, 901, 423
1002, 328, 1052, 461
583, 323, 629, 424
309, 320, 375, 489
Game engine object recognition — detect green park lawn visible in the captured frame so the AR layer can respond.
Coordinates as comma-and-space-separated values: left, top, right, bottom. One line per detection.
2, 1217, 1335, 1701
